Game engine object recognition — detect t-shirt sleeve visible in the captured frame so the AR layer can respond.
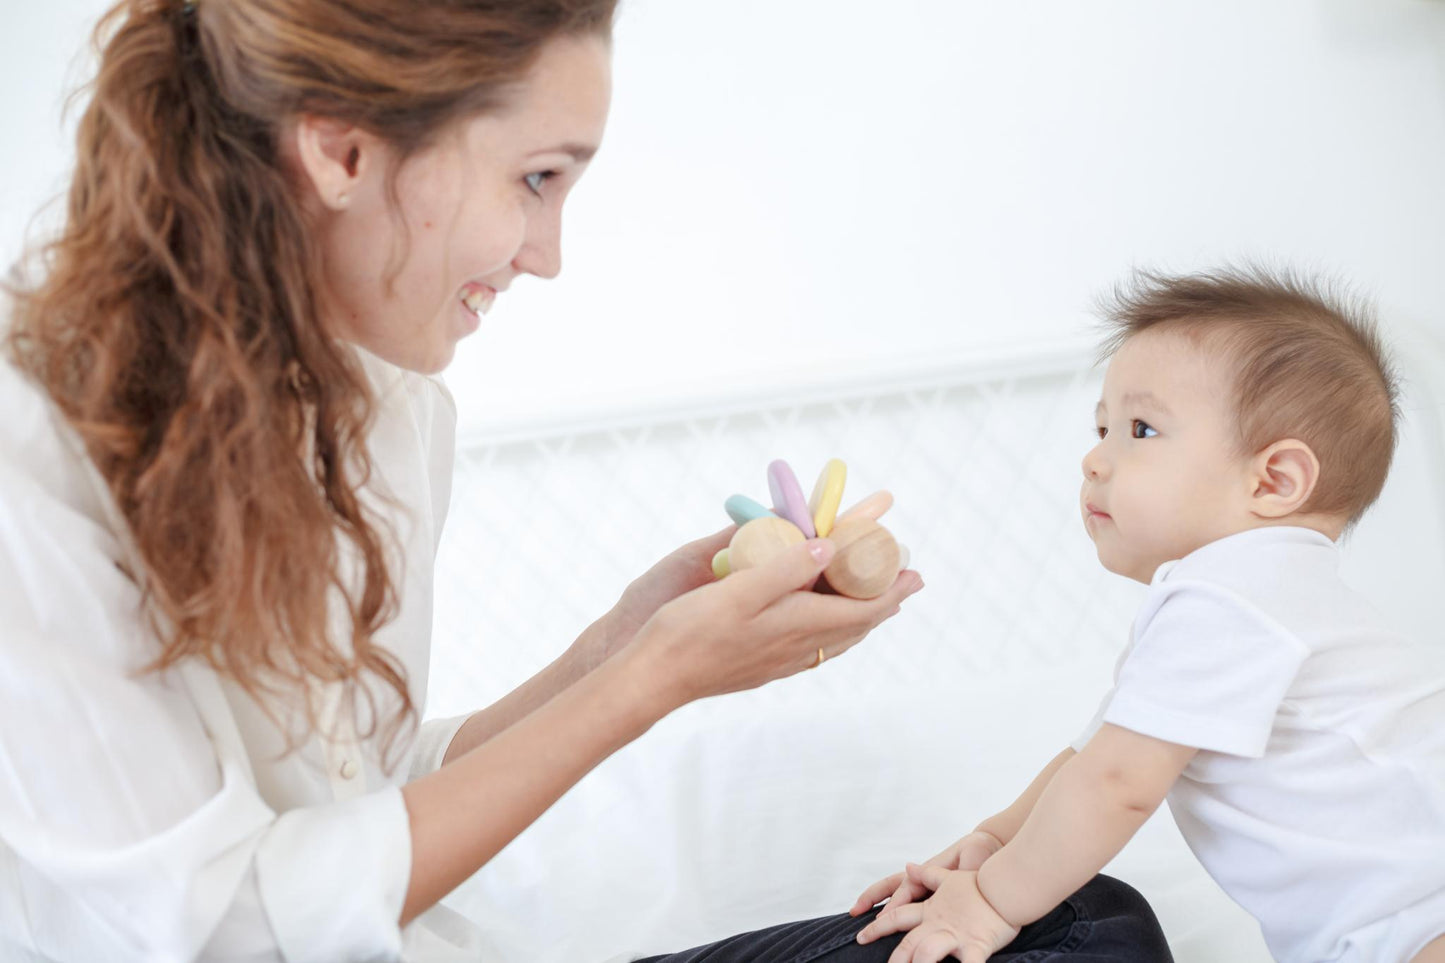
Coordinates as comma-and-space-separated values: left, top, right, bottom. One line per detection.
1099, 580, 1308, 757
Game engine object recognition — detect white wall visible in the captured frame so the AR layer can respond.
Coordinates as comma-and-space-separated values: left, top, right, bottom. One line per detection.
456, 0, 1445, 432
5, 1, 1444, 435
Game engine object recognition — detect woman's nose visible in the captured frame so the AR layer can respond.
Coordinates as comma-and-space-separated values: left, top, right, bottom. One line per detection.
514, 208, 563, 280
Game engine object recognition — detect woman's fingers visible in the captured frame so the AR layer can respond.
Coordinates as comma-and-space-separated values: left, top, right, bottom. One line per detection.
773, 571, 920, 643
690, 524, 738, 555
850, 872, 905, 915
737, 570, 918, 675
652, 526, 923, 698
726, 538, 836, 613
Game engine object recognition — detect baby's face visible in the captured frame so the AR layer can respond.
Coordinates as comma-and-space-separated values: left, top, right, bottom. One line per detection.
1081, 329, 1256, 582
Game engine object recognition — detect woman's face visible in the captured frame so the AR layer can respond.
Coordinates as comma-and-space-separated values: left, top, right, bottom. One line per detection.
311, 35, 612, 374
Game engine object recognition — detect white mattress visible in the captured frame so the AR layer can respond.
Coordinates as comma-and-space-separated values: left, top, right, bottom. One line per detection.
427, 326, 1445, 963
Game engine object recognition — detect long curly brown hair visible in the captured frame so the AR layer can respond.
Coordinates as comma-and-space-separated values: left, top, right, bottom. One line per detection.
5, 0, 617, 766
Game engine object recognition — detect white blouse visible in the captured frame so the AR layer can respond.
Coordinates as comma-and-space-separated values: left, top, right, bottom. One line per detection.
0, 345, 483, 961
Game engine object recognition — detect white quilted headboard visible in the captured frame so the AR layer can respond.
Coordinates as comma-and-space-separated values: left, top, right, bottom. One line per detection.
428, 327, 1445, 963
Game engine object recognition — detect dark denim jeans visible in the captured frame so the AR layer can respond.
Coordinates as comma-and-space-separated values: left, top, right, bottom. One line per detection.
636, 874, 1173, 963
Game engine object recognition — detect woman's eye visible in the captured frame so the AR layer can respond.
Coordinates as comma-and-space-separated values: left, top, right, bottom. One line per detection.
524, 171, 556, 196
1131, 419, 1158, 439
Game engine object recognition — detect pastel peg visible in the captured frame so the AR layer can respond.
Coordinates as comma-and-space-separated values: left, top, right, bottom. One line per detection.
766, 459, 816, 538
896, 543, 911, 572
729, 516, 806, 571
808, 458, 848, 538
725, 493, 775, 527
820, 516, 900, 599
712, 547, 732, 579
837, 489, 893, 524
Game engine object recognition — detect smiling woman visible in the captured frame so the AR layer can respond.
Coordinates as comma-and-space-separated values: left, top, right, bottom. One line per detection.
294, 34, 612, 374
0, 0, 926, 960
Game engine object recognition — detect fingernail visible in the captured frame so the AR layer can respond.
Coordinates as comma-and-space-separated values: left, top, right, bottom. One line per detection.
807, 539, 833, 564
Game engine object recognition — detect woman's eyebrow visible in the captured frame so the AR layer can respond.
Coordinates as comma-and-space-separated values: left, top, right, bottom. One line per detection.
536, 142, 596, 163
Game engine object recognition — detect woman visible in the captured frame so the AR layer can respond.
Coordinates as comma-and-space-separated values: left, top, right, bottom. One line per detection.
0, 0, 919, 958
0, 0, 1168, 960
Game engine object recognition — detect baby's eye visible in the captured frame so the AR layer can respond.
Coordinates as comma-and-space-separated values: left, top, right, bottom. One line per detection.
524, 171, 557, 196
1131, 419, 1158, 439
1095, 424, 1108, 440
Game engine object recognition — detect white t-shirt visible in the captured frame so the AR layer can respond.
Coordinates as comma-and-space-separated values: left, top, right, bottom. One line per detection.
1076, 526, 1445, 963
0, 347, 487, 961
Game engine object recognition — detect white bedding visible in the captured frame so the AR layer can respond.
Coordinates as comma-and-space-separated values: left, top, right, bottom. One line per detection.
427, 328, 1445, 963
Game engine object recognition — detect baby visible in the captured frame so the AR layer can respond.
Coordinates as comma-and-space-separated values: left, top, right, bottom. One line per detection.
851, 268, 1445, 962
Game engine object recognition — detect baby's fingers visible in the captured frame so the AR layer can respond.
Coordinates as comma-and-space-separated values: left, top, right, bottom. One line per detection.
856, 902, 925, 945
905, 861, 948, 892
890, 877, 929, 909
913, 931, 970, 963
850, 872, 904, 915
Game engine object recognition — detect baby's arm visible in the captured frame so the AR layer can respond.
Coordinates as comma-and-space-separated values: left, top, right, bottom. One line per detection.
976, 723, 1197, 927
849, 747, 1075, 917
974, 746, 1076, 848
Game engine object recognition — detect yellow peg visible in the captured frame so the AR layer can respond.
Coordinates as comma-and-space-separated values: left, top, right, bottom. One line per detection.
808, 458, 847, 538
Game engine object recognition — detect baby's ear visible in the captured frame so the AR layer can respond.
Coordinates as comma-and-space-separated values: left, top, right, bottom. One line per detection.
1249, 439, 1320, 519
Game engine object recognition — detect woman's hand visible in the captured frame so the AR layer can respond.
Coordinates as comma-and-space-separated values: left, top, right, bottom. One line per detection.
634, 534, 923, 705
856, 864, 1019, 963
574, 525, 737, 672
849, 830, 1003, 918
578, 491, 900, 673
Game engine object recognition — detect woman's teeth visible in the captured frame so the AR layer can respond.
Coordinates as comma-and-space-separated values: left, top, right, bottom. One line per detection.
462, 289, 493, 317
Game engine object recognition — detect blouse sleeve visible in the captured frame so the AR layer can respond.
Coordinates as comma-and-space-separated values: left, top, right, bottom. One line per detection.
0, 456, 412, 961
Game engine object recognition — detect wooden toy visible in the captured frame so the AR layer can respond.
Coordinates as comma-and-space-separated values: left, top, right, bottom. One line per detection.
819, 516, 901, 599
766, 459, 816, 537
717, 458, 908, 600
729, 516, 806, 570
725, 493, 775, 527
837, 489, 892, 524
808, 458, 847, 537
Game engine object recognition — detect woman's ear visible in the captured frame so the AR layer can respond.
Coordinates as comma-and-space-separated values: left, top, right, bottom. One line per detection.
1249, 439, 1321, 519
289, 115, 378, 212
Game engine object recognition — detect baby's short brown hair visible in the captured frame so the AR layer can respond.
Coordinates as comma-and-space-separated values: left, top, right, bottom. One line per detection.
1098, 266, 1400, 526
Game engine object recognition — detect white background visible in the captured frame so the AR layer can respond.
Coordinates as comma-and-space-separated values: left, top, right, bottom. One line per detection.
4, 1, 1444, 435
4, 3, 1445, 959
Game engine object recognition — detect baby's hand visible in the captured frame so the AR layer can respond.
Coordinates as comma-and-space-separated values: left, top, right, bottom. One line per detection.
848, 831, 1002, 917
856, 864, 1019, 963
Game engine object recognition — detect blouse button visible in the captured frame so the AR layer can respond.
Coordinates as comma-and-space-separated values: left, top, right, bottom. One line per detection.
339, 759, 358, 780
